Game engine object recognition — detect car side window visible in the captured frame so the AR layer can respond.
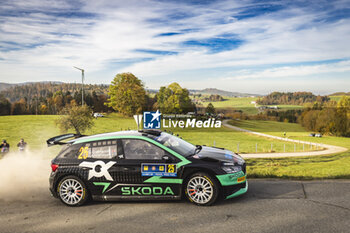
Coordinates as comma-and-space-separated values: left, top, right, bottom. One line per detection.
58, 144, 80, 158
88, 140, 118, 159
122, 139, 165, 160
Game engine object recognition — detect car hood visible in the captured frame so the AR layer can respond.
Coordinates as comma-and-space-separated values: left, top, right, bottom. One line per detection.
193, 146, 244, 164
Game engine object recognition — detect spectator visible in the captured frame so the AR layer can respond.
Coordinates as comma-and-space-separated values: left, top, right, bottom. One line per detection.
17, 138, 27, 152
0, 139, 10, 155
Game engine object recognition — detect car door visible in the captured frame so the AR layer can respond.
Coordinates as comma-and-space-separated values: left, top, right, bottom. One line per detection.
111, 138, 181, 197
77, 140, 120, 195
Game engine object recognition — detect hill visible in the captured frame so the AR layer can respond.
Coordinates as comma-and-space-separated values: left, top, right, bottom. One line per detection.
190, 88, 260, 97
0, 82, 15, 92
330, 92, 350, 96
0, 81, 64, 92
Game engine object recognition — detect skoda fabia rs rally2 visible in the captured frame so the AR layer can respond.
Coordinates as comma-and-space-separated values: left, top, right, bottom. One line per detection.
47, 130, 248, 206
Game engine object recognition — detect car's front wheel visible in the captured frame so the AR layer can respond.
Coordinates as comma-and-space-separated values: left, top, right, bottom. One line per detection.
57, 176, 89, 207
184, 172, 219, 206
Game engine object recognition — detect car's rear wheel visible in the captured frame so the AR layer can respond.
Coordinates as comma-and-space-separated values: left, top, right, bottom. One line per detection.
57, 176, 89, 207
185, 172, 219, 206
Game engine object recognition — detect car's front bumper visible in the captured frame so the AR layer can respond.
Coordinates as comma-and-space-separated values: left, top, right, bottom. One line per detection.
225, 181, 248, 199
216, 171, 248, 199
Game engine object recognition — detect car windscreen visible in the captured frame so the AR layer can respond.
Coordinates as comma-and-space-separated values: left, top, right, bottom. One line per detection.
152, 132, 196, 157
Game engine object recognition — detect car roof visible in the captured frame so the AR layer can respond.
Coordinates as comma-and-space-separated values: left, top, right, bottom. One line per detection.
68, 130, 141, 143
68, 130, 163, 144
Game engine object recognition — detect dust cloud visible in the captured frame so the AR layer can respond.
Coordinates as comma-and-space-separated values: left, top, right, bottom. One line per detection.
0, 149, 52, 201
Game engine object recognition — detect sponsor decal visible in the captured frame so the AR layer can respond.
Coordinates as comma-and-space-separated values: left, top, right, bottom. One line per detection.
93, 182, 111, 193
143, 110, 161, 129
121, 186, 174, 195
141, 163, 177, 177
79, 160, 116, 181
237, 176, 246, 183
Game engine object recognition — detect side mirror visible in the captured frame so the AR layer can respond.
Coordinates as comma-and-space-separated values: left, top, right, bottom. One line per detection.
162, 155, 173, 163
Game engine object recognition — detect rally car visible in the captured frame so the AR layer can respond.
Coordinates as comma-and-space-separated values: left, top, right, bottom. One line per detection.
47, 130, 247, 206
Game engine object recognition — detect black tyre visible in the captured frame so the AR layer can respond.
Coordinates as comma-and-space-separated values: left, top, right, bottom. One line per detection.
184, 172, 219, 206
57, 175, 89, 207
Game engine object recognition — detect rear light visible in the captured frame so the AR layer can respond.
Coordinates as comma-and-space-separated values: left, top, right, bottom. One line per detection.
51, 164, 59, 172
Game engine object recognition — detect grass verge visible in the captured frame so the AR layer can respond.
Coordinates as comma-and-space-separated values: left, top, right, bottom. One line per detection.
228, 119, 350, 179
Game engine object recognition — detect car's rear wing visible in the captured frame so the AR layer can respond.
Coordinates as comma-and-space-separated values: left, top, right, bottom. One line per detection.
46, 134, 84, 147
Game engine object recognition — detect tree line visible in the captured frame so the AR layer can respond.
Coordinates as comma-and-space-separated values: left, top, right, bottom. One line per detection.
300, 97, 350, 136
257, 91, 330, 105
202, 94, 224, 102
106, 73, 195, 116
0, 73, 196, 116
0, 86, 110, 115
1, 82, 108, 102
234, 97, 350, 137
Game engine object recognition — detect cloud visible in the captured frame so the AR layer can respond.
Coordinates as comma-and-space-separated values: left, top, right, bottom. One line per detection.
222, 60, 350, 80
0, 0, 349, 93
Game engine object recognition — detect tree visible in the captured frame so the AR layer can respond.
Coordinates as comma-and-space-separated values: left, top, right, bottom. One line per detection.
335, 96, 350, 136
206, 103, 216, 115
55, 105, 94, 135
106, 73, 146, 116
11, 98, 27, 115
156, 82, 195, 113
0, 95, 11, 115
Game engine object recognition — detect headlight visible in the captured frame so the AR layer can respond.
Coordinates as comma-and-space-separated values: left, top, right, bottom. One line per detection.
222, 165, 242, 174
233, 154, 245, 165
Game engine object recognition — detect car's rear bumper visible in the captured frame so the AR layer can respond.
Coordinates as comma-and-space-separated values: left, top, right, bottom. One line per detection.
49, 172, 58, 198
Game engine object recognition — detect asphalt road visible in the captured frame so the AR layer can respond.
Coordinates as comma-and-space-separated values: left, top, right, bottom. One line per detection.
1, 179, 350, 233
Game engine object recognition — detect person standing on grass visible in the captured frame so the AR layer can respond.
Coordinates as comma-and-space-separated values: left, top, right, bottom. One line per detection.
17, 138, 27, 152
0, 139, 10, 156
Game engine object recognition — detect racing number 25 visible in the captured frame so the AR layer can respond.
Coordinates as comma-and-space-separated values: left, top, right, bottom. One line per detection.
78, 146, 89, 159
167, 164, 175, 173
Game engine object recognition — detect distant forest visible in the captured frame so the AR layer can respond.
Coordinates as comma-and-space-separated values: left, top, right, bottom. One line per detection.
257, 92, 330, 105
1, 82, 109, 102
0, 82, 110, 115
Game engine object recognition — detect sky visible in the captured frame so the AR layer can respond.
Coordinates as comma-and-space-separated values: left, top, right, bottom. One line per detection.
0, 0, 350, 95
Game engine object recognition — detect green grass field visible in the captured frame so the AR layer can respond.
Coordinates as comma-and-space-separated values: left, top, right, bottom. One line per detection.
207, 97, 256, 108
0, 114, 312, 154
229, 120, 350, 148
2, 115, 349, 179
329, 95, 343, 102
172, 127, 317, 154
203, 97, 258, 114
203, 97, 304, 115
0, 114, 137, 151
228, 120, 350, 179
